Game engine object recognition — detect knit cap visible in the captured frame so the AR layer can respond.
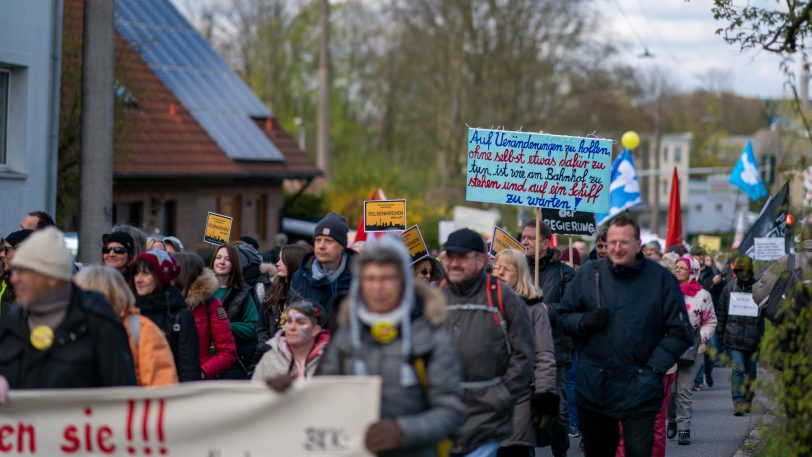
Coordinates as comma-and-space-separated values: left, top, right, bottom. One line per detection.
136, 249, 180, 286
11, 227, 73, 281
102, 231, 135, 255
4, 229, 33, 248
314, 213, 349, 248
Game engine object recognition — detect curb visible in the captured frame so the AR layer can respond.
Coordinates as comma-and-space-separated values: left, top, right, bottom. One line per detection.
733, 413, 775, 457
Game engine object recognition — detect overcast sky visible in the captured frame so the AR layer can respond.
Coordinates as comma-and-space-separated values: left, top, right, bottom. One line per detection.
171, 0, 796, 100
601, 0, 793, 99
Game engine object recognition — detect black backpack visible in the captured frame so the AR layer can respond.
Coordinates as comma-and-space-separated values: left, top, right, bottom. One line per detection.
763, 254, 803, 322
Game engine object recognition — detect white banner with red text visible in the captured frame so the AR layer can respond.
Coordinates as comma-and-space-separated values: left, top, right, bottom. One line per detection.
0, 377, 380, 457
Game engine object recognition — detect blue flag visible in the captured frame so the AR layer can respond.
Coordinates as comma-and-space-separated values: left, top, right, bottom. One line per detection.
729, 141, 768, 201
596, 149, 642, 225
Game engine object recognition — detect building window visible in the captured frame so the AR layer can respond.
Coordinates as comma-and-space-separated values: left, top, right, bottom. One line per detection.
695, 204, 702, 212
662, 146, 668, 161
674, 146, 682, 163
662, 181, 668, 195
0, 70, 8, 165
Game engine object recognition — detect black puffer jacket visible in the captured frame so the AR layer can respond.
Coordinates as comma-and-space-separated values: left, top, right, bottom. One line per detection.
557, 255, 693, 418
527, 248, 576, 366
0, 285, 137, 388
136, 286, 201, 382
716, 278, 764, 352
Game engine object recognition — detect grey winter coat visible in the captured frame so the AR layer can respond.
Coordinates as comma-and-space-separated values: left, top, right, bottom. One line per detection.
439, 273, 534, 454
502, 297, 558, 448
527, 248, 576, 366
318, 281, 466, 457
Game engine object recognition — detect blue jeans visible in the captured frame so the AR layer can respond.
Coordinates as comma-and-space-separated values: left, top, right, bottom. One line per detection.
566, 352, 579, 429
728, 349, 758, 402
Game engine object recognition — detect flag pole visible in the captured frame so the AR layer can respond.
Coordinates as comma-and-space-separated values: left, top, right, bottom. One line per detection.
534, 208, 540, 289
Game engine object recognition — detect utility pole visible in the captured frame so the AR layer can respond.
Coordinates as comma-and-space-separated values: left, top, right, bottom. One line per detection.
79, 0, 114, 264
316, 0, 330, 182
650, 75, 662, 236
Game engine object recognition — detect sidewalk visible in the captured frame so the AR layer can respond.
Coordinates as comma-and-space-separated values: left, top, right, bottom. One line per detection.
536, 367, 764, 456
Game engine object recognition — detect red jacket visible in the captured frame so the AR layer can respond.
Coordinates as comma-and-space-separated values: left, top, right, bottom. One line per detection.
185, 269, 237, 379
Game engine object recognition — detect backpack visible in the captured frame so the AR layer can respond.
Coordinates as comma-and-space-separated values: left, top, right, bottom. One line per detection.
762, 254, 803, 322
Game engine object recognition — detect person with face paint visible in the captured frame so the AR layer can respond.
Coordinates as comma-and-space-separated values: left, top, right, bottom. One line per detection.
252, 301, 329, 381
715, 255, 763, 416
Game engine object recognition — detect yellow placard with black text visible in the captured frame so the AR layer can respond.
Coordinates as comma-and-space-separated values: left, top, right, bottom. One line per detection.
364, 200, 407, 232
697, 234, 722, 253
401, 225, 430, 264
204, 212, 233, 245
490, 226, 525, 256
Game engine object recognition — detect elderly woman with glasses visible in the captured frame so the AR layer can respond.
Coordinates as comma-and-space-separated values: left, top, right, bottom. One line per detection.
491, 248, 558, 457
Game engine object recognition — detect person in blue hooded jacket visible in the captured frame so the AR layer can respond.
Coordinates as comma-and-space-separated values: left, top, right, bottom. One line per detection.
557, 216, 693, 457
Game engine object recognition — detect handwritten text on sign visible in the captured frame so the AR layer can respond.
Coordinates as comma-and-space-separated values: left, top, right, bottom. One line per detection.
0, 378, 379, 457
465, 128, 612, 213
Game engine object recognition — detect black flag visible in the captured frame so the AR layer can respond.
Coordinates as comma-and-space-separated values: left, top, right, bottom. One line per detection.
738, 181, 790, 258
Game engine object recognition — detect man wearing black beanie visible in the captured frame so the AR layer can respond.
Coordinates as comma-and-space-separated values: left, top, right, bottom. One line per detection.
288, 213, 356, 326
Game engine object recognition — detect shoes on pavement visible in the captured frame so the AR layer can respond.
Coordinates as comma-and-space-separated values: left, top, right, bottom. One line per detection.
667, 422, 677, 440
568, 427, 580, 438
677, 430, 691, 445
692, 383, 704, 392
705, 372, 714, 388
744, 401, 753, 414
734, 400, 745, 416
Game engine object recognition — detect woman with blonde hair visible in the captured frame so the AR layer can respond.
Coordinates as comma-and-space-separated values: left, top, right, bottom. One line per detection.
492, 248, 558, 457
74, 265, 177, 386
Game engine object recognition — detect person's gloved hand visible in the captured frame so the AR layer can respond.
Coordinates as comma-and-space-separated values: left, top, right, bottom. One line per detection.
530, 392, 559, 430
364, 420, 404, 453
579, 308, 610, 334
265, 374, 295, 393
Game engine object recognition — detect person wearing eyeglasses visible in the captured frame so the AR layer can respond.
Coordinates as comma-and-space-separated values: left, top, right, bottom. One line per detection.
101, 232, 136, 289
557, 216, 692, 457
519, 219, 575, 457
413, 256, 444, 283
0, 230, 33, 315
316, 235, 465, 457
438, 228, 533, 457
492, 248, 558, 457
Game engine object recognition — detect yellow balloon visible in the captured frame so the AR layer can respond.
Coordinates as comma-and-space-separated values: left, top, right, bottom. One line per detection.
621, 131, 640, 150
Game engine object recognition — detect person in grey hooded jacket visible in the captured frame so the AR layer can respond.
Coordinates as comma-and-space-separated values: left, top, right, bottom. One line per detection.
317, 235, 466, 457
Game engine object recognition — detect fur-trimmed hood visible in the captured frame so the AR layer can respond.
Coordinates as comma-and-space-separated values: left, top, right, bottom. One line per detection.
260, 262, 277, 277
185, 268, 219, 310
337, 280, 447, 327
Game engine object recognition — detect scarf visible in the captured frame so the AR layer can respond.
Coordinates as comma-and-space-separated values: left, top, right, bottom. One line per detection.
311, 252, 347, 282
678, 256, 703, 297
26, 283, 71, 330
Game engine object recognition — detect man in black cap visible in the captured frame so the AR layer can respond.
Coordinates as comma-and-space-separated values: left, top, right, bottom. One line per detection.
288, 213, 356, 325
438, 228, 533, 457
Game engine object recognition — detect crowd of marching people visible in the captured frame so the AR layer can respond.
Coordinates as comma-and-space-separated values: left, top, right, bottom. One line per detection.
0, 208, 809, 457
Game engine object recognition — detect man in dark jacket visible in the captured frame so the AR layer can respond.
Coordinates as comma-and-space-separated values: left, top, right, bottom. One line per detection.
557, 216, 692, 457
288, 213, 356, 327
520, 219, 575, 456
716, 255, 763, 416
439, 228, 533, 457
0, 227, 136, 389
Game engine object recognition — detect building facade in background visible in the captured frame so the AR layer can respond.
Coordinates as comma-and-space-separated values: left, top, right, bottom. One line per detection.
0, 1, 63, 237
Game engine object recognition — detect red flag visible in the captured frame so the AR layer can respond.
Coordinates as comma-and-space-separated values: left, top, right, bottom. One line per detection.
354, 189, 384, 242
665, 167, 683, 251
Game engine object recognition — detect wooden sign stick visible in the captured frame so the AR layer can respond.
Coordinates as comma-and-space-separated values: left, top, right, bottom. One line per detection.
535, 208, 541, 289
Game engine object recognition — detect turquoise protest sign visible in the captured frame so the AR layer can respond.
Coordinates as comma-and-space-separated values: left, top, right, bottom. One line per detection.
466, 128, 612, 214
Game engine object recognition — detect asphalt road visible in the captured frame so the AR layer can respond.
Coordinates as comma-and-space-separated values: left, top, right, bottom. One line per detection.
536, 367, 765, 457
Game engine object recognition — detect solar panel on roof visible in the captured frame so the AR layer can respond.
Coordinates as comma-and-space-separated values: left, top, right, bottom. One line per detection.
115, 0, 283, 161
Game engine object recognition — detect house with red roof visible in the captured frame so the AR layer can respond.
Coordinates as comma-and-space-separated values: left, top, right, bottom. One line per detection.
62, 0, 320, 251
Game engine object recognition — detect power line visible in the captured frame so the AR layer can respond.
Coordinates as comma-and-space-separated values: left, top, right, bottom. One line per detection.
611, 0, 652, 55
635, 0, 681, 63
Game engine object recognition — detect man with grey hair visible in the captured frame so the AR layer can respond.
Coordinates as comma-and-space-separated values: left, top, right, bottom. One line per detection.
439, 228, 534, 457
0, 227, 136, 388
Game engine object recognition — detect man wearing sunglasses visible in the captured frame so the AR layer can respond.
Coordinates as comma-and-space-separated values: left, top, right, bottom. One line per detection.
0, 230, 33, 316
